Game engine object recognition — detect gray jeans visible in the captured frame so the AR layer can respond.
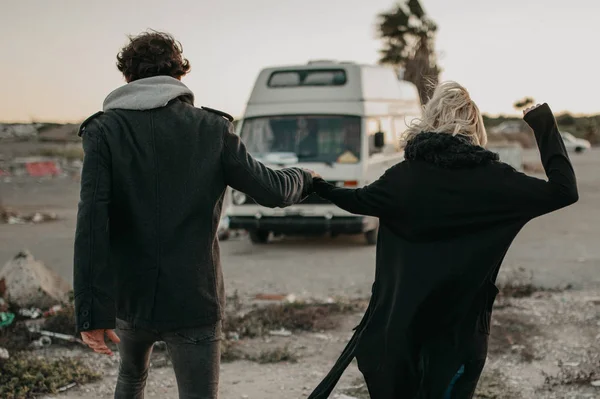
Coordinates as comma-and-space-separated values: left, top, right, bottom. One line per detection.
114, 319, 221, 399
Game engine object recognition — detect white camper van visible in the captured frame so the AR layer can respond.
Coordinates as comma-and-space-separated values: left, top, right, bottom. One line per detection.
227, 61, 422, 244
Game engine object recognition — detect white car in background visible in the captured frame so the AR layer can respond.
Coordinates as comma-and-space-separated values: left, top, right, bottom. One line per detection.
490, 121, 529, 135
561, 132, 591, 153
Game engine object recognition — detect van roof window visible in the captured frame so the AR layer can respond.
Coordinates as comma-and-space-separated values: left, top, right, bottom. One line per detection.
268, 69, 347, 88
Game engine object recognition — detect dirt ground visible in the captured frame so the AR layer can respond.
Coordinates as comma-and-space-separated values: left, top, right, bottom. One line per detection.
1, 147, 599, 398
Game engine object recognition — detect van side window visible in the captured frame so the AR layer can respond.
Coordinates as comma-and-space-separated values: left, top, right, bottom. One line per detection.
367, 118, 382, 156
368, 117, 402, 156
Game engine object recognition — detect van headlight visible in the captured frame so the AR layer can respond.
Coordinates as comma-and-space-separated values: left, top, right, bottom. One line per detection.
232, 191, 247, 205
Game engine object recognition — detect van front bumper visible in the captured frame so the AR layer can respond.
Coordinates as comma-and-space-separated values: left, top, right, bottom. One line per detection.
229, 216, 366, 235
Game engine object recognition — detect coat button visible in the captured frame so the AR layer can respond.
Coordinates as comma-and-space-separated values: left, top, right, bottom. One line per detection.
82, 310, 89, 317
82, 322, 90, 330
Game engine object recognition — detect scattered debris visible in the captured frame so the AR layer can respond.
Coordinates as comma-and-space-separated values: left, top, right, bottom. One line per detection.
0, 250, 71, 309
269, 328, 293, 337
58, 382, 77, 392
29, 328, 84, 345
226, 331, 240, 341
43, 304, 63, 317
18, 307, 42, 319
0, 312, 15, 328
543, 356, 600, 388
1, 208, 58, 224
223, 300, 364, 339
31, 336, 53, 349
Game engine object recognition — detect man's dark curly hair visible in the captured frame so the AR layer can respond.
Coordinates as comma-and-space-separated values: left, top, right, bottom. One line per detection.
116, 31, 191, 82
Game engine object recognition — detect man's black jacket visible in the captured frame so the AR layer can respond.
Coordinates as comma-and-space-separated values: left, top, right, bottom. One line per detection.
74, 81, 311, 333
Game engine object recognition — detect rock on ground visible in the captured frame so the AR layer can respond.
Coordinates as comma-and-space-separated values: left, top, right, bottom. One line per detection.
0, 250, 71, 308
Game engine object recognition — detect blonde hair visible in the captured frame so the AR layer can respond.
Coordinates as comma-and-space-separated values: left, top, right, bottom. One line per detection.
404, 81, 487, 147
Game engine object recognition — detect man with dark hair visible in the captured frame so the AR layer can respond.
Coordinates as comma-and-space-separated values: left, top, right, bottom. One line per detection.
74, 31, 312, 399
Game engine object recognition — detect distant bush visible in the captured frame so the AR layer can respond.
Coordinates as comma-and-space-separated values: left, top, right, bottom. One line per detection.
0, 356, 100, 399
556, 113, 576, 126
37, 146, 83, 161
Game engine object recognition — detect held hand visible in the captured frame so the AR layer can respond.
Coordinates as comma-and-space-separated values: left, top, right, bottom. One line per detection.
523, 104, 543, 117
81, 329, 120, 356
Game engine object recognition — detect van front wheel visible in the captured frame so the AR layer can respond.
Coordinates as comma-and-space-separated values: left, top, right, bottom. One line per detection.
365, 230, 378, 246
250, 230, 270, 244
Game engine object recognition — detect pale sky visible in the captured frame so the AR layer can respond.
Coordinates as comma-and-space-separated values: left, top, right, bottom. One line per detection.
1, 0, 597, 123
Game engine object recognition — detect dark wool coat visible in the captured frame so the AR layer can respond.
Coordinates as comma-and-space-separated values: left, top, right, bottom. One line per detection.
73, 99, 312, 333
308, 104, 578, 398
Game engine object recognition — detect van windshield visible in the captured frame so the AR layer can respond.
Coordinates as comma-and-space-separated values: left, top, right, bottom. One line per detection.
240, 115, 361, 164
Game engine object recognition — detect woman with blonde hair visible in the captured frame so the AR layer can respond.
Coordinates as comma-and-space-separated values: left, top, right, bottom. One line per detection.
307, 82, 578, 398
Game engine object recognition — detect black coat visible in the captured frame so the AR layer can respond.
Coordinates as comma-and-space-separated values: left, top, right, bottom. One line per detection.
73, 99, 312, 333
308, 104, 578, 398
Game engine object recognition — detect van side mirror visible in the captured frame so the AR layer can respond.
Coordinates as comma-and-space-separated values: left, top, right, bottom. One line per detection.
374, 132, 385, 148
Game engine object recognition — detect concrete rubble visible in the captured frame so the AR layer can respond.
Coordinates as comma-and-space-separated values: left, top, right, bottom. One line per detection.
1, 207, 58, 224
0, 346, 9, 359
0, 250, 72, 309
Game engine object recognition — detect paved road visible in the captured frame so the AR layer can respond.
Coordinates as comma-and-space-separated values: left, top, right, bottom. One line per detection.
1, 149, 598, 297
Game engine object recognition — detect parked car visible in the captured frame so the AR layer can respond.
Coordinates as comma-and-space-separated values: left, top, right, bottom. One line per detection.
561, 132, 591, 153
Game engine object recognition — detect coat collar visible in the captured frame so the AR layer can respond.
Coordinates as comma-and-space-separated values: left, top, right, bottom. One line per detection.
404, 132, 499, 169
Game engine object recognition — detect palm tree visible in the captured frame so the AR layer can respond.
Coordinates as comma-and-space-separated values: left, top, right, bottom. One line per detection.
377, 0, 441, 104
